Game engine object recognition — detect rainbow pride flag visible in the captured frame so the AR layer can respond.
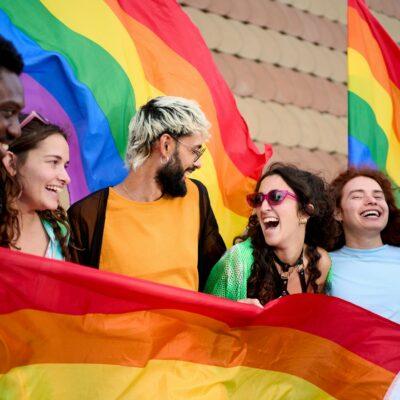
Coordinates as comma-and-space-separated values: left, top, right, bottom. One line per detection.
1, 248, 399, 399
0, 0, 271, 244
348, 0, 400, 202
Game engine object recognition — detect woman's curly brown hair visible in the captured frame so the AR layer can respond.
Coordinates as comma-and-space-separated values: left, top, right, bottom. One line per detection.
243, 163, 339, 305
0, 115, 70, 260
330, 167, 400, 250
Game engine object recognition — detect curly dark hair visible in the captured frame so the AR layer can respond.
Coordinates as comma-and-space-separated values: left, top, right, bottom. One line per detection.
330, 167, 400, 250
244, 163, 339, 305
0, 35, 24, 75
0, 114, 71, 259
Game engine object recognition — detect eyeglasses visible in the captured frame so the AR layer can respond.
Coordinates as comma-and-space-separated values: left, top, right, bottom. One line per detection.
172, 136, 206, 162
246, 190, 298, 208
20, 111, 49, 129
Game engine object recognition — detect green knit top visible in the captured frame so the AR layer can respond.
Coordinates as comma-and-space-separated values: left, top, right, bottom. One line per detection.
204, 238, 254, 300
205, 238, 333, 300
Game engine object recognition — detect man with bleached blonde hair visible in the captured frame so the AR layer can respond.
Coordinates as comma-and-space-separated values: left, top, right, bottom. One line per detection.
68, 96, 225, 291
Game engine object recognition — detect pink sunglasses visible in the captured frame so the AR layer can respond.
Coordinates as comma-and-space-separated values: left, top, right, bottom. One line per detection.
247, 189, 298, 208
20, 111, 49, 129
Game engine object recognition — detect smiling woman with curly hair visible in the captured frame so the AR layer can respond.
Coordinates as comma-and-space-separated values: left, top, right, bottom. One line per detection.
205, 162, 339, 306
0, 112, 71, 260
326, 167, 400, 323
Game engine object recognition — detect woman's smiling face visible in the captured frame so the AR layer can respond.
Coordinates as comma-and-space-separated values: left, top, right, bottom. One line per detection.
256, 174, 305, 249
337, 176, 389, 238
17, 133, 70, 213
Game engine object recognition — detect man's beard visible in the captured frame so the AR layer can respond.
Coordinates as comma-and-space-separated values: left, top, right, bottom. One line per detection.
156, 154, 193, 197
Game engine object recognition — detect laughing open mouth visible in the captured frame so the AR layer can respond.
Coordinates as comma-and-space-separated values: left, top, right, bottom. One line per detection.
46, 185, 62, 193
263, 217, 279, 229
360, 209, 381, 218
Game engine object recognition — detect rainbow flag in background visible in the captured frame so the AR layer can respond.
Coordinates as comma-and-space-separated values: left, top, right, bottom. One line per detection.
348, 0, 400, 203
1, 248, 400, 399
0, 0, 271, 244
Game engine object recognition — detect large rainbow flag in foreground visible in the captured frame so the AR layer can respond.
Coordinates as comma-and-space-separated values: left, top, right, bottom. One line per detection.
1, 248, 400, 399
0, 0, 271, 244
348, 0, 400, 203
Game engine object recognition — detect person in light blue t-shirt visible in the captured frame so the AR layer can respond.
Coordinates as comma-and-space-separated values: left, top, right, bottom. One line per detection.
327, 168, 400, 324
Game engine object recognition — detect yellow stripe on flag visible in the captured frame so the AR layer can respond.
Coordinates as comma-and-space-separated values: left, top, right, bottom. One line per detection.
348, 48, 400, 184
0, 362, 334, 400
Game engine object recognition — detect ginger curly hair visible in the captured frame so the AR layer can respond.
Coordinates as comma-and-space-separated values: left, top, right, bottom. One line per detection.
329, 167, 400, 250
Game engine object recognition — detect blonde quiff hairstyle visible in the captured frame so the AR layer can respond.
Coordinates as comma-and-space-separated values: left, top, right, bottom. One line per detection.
125, 96, 211, 170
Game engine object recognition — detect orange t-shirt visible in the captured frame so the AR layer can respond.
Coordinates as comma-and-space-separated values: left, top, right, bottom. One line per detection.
99, 180, 200, 290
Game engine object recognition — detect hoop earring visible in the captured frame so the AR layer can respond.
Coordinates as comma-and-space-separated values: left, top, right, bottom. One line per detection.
299, 216, 307, 225
160, 156, 170, 165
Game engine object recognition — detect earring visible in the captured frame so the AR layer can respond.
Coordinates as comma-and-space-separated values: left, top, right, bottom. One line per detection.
299, 216, 307, 225
160, 156, 170, 165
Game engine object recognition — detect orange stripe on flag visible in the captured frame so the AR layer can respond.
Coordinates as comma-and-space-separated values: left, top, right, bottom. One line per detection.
0, 309, 394, 399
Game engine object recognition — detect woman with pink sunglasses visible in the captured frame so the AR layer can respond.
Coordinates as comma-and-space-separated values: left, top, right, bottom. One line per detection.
0, 111, 71, 260
205, 163, 338, 306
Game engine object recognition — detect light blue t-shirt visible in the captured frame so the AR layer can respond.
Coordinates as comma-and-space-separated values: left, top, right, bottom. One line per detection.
42, 219, 65, 261
327, 245, 400, 324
